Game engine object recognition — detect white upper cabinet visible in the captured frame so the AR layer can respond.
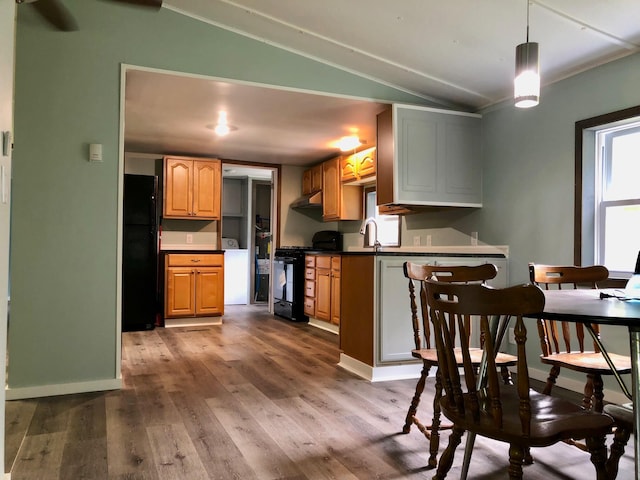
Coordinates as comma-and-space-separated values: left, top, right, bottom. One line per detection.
377, 104, 482, 208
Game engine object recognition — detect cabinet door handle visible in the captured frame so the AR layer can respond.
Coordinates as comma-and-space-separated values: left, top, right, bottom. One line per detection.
191, 259, 201, 263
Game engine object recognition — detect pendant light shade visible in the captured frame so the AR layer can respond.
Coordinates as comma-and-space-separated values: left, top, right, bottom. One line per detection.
514, 0, 540, 108
514, 41, 540, 108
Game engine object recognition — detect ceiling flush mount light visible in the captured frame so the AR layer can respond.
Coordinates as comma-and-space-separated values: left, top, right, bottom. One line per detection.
337, 135, 362, 152
514, 1, 540, 108
211, 111, 237, 137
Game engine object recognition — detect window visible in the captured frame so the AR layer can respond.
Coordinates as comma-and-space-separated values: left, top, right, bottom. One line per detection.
363, 188, 400, 247
576, 105, 640, 279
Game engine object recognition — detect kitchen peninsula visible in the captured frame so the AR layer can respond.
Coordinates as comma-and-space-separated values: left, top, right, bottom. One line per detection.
335, 245, 509, 382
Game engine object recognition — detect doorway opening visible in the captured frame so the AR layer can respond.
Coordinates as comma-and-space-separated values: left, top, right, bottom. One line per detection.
222, 164, 276, 307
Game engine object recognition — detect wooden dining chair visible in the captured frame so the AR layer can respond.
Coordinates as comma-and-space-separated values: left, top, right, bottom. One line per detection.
603, 403, 633, 479
425, 279, 614, 480
529, 263, 632, 413
402, 262, 518, 468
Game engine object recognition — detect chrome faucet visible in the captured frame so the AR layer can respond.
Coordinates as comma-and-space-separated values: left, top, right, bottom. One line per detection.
359, 217, 381, 251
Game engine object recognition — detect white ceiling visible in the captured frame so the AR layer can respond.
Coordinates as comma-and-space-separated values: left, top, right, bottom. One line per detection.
124, 0, 640, 167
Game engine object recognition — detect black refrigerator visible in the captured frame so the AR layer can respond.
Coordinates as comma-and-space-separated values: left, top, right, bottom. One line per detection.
122, 174, 159, 331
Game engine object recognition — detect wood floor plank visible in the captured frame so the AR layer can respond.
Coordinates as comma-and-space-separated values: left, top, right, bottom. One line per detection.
230, 382, 359, 480
9, 432, 66, 480
4, 399, 37, 472
146, 423, 210, 480
169, 389, 259, 480
59, 437, 109, 480
131, 373, 183, 427
206, 394, 306, 479
5, 304, 636, 480
105, 390, 160, 479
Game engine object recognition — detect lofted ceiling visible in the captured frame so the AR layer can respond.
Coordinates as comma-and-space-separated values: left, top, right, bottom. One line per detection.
124, 0, 640, 168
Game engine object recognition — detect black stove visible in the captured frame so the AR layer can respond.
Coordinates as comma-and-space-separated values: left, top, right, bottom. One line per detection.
273, 247, 310, 321
273, 232, 342, 322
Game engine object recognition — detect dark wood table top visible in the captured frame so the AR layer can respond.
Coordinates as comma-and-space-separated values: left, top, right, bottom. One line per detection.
532, 289, 640, 326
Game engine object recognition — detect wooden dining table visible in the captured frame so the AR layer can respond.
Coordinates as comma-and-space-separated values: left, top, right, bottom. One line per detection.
532, 288, 640, 479
458, 287, 640, 480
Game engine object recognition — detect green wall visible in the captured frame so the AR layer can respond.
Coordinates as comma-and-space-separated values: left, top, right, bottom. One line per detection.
10, 0, 427, 391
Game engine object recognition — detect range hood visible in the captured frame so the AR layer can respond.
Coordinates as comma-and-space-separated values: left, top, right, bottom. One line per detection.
290, 191, 322, 209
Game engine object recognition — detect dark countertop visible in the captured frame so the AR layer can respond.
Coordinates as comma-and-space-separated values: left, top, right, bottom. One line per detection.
161, 250, 225, 254
304, 249, 507, 258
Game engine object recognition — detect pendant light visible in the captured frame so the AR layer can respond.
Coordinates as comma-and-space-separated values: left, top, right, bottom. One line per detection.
514, 1, 540, 108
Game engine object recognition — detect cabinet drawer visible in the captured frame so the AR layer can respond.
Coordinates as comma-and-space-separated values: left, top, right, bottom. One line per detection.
305, 280, 315, 297
305, 268, 315, 281
316, 255, 331, 269
304, 297, 315, 316
305, 255, 316, 268
167, 253, 222, 267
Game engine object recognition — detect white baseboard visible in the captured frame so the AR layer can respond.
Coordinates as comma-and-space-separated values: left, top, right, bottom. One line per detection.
164, 316, 222, 328
308, 317, 339, 335
338, 353, 423, 382
337, 355, 630, 404
5, 378, 122, 401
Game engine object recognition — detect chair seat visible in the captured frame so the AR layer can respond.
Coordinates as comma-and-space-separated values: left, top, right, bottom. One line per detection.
540, 351, 632, 374
440, 387, 614, 447
413, 347, 518, 366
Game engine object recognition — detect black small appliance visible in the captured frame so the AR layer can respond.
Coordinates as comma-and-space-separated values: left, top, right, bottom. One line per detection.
312, 230, 342, 251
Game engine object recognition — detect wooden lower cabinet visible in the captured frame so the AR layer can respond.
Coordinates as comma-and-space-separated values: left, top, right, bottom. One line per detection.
165, 253, 224, 318
307, 254, 341, 326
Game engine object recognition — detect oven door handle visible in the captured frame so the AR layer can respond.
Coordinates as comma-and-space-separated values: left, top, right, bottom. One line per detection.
275, 257, 296, 264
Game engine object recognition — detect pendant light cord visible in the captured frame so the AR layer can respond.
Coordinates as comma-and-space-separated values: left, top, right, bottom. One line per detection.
526, 1, 530, 42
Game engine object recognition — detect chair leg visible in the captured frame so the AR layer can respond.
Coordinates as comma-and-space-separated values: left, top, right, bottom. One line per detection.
500, 365, 513, 385
507, 444, 525, 479
606, 426, 632, 480
592, 374, 604, 413
585, 435, 608, 480
583, 374, 595, 411
403, 363, 430, 434
542, 364, 561, 395
433, 427, 464, 480
427, 369, 444, 468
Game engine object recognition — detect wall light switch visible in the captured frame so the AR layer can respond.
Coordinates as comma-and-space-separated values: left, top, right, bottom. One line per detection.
89, 143, 103, 163
413, 235, 420, 246
426, 235, 432, 246
186, 234, 193, 244
471, 231, 478, 246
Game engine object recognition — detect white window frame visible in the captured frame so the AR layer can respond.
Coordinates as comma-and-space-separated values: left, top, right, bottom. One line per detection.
591, 120, 640, 277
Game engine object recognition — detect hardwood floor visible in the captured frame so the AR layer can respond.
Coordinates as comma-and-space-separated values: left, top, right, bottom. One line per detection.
5, 305, 635, 479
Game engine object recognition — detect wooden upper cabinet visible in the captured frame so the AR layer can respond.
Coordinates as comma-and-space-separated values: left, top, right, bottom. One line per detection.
341, 147, 376, 182
164, 158, 193, 217
163, 156, 221, 219
322, 156, 363, 222
322, 157, 340, 220
302, 163, 323, 195
192, 160, 221, 218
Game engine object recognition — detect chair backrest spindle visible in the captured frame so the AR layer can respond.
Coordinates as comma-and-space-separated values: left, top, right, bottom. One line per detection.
529, 263, 608, 354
